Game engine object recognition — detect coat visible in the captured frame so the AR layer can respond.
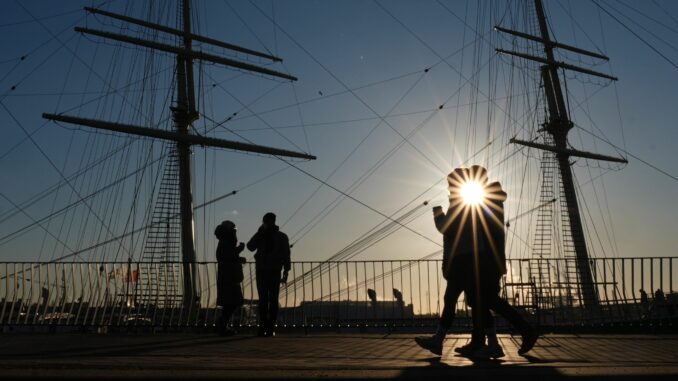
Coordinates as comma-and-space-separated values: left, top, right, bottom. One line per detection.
246, 225, 291, 272
477, 181, 507, 281
216, 236, 245, 306
435, 181, 507, 288
435, 202, 487, 282
467, 181, 507, 305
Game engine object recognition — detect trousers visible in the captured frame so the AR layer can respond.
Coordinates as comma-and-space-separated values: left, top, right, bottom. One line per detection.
256, 263, 282, 331
440, 276, 496, 334
470, 277, 531, 343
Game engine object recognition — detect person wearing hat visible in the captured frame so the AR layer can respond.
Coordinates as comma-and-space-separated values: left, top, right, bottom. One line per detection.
247, 212, 291, 337
215, 220, 246, 336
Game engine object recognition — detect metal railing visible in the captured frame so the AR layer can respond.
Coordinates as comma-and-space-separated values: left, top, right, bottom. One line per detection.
1, 257, 676, 330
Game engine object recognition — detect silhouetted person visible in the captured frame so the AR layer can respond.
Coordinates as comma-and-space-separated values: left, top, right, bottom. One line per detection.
247, 212, 291, 337
458, 166, 505, 358
215, 220, 246, 336
415, 166, 501, 357
654, 289, 666, 304
367, 288, 377, 306
470, 177, 538, 357
668, 293, 676, 317
653, 288, 666, 317
393, 288, 403, 305
639, 289, 649, 319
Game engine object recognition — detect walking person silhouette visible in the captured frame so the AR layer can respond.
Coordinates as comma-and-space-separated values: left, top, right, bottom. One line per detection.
215, 220, 246, 336
416, 166, 538, 358
247, 212, 291, 337
415, 166, 502, 356
467, 170, 538, 358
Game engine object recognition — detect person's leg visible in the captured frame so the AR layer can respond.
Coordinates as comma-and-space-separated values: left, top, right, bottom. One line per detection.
477, 280, 498, 347
415, 279, 463, 355
451, 305, 483, 356
453, 292, 488, 356
219, 303, 238, 335
267, 267, 282, 335
469, 298, 486, 346
472, 308, 505, 359
487, 293, 538, 355
485, 309, 498, 346
255, 265, 269, 336
216, 306, 226, 334
489, 295, 528, 332
452, 262, 487, 355
215, 279, 226, 333
468, 274, 487, 346
437, 279, 463, 337
222, 303, 237, 323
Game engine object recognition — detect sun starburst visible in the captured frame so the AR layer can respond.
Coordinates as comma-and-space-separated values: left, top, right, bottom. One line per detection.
460, 181, 485, 205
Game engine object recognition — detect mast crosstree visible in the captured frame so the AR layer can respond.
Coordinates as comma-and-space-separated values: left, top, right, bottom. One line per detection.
43, 0, 315, 309
496, 0, 627, 309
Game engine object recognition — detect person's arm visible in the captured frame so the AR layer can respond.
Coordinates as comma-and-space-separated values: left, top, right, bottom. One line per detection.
432, 206, 447, 233
236, 241, 246, 263
235, 241, 245, 255
281, 233, 291, 283
246, 229, 261, 252
434, 206, 453, 279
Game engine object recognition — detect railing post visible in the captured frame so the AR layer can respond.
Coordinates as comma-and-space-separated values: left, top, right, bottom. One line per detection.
650, 258, 654, 298
671, 258, 674, 295
1, 257, 676, 332
301, 262, 306, 329
660, 258, 664, 297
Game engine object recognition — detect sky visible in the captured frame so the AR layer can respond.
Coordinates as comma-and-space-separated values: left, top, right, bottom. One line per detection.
1, 0, 678, 267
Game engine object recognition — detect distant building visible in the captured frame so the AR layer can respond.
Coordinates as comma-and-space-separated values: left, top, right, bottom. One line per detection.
275, 300, 415, 325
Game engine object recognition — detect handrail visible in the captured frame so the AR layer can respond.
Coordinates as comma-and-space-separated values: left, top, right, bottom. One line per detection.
1, 257, 675, 329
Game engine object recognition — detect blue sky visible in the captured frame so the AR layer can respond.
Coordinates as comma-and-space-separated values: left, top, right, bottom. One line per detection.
1, 0, 677, 265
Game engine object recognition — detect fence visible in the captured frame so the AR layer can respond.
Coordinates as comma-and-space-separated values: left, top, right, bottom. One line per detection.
1, 257, 676, 330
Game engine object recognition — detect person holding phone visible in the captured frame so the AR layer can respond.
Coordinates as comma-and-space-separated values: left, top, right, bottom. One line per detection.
247, 212, 291, 337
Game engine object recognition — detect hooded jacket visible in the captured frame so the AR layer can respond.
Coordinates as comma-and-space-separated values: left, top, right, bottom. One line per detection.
215, 229, 245, 284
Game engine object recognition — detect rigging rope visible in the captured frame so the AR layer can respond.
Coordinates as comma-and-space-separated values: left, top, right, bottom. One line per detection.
1, 101, 133, 257
591, 0, 678, 71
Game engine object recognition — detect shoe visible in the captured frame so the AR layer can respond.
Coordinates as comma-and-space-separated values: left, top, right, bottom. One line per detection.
518, 328, 538, 355
472, 342, 505, 359
415, 336, 443, 356
454, 341, 483, 356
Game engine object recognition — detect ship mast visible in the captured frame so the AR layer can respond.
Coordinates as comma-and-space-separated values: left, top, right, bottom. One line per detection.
43, 0, 315, 309
495, 0, 626, 309
176, 0, 199, 310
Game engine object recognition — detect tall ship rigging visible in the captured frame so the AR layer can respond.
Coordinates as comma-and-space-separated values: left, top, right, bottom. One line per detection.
2, 0, 672, 328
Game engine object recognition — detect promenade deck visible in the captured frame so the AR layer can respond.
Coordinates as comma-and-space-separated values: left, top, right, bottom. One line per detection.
1, 333, 676, 380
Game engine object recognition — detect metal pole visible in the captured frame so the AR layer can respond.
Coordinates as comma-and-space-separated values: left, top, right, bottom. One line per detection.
175, 0, 199, 310
534, 0, 599, 308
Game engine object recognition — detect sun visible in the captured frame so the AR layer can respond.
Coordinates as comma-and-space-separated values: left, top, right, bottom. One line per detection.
460, 181, 485, 205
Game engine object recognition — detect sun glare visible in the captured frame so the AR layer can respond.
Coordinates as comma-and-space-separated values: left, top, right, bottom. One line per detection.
460, 181, 485, 205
